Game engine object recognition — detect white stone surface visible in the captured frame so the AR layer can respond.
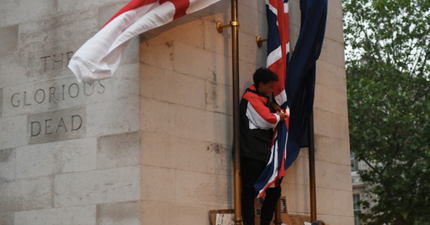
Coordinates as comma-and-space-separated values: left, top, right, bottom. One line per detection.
0, 25, 18, 57
0, 148, 16, 182
54, 166, 140, 207
16, 138, 97, 178
14, 205, 96, 225
0, 176, 53, 212
0, 53, 28, 88
0, 115, 27, 149
97, 132, 140, 169
96, 201, 140, 225
86, 97, 140, 137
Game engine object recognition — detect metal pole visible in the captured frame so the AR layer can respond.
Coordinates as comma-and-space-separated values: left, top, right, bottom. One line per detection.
231, 0, 242, 224
274, 199, 283, 225
308, 111, 317, 221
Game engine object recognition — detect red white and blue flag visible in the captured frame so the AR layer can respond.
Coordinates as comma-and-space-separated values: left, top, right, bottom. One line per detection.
68, 0, 220, 84
254, 0, 290, 197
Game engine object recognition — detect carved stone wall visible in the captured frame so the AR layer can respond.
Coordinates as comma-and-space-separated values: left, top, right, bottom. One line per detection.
0, 1, 141, 224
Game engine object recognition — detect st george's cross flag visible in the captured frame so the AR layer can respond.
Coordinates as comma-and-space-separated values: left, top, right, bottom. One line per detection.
68, 0, 220, 84
254, 0, 290, 197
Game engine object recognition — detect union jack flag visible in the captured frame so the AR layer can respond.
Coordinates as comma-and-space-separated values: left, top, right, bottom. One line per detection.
254, 0, 290, 197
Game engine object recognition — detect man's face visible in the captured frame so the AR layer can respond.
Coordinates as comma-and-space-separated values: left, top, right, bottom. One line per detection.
258, 81, 275, 97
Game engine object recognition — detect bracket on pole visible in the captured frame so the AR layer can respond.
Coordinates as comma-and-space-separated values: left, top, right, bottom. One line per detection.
216, 21, 240, 33
256, 36, 267, 47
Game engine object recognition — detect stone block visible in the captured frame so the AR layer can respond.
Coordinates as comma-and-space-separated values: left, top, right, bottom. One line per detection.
96, 201, 140, 225
289, 0, 301, 28
316, 187, 334, 215
335, 215, 355, 225
112, 63, 140, 100
27, 107, 86, 145
0, 176, 53, 212
176, 170, 231, 205
0, 115, 27, 149
314, 135, 351, 166
314, 83, 348, 116
0, 53, 28, 88
316, 60, 347, 92
141, 166, 176, 202
141, 201, 210, 225
140, 98, 175, 135
205, 142, 231, 175
322, 38, 345, 68
3, 77, 112, 117
173, 41, 232, 85
98, 1, 130, 29
205, 80, 232, 115
333, 189, 354, 216
0, 148, 15, 181
238, 4, 261, 36
315, 161, 352, 191
140, 36, 174, 71
0, 211, 14, 225
140, 131, 173, 168
239, 32, 260, 65
86, 97, 140, 137
190, 0, 231, 24
97, 132, 140, 169
140, 131, 230, 175
0, 0, 20, 27
325, 14, 345, 44
54, 166, 140, 207
314, 135, 332, 163
156, 19, 205, 49
19, 9, 98, 52
16, 138, 97, 178
203, 20, 232, 57
284, 154, 309, 185
140, 64, 206, 109
173, 104, 232, 145
27, 43, 84, 82
0, 25, 18, 57
14, 205, 96, 225
283, 183, 310, 214
0, 88, 2, 118
58, 0, 98, 14
313, 108, 349, 141
328, 0, 343, 20
18, 0, 57, 22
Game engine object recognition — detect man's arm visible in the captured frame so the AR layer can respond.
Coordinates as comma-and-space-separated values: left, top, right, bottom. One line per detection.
245, 95, 285, 130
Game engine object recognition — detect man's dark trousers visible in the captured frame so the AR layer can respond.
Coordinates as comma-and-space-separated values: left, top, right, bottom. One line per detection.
241, 157, 281, 225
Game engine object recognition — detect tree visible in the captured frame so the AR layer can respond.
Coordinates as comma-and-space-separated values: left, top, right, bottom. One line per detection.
343, 0, 430, 224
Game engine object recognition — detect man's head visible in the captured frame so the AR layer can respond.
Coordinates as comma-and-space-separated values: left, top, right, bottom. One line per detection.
253, 68, 279, 97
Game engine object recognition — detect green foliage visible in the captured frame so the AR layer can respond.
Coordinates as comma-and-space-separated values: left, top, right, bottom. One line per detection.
343, 0, 430, 224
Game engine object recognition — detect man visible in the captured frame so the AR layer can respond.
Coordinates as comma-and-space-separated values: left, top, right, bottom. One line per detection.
240, 68, 286, 225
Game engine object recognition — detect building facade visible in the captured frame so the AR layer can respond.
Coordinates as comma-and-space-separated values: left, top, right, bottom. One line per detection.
0, 0, 352, 224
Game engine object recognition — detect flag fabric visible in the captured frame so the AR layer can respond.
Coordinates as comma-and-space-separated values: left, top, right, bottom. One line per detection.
254, 0, 290, 197
254, 0, 328, 197
285, 0, 327, 169
68, 0, 220, 84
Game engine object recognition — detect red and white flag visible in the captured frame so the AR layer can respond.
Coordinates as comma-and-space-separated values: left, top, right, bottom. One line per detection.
68, 0, 220, 84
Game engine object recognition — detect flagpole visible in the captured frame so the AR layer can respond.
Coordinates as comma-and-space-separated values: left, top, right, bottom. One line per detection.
231, 0, 242, 224
216, 1, 241, 223
308, 111, 317, 221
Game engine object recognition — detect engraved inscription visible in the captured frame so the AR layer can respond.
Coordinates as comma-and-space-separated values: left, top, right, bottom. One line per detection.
10, 81, 105, 108
28, 107, 86, 144
40, 51, 74, 71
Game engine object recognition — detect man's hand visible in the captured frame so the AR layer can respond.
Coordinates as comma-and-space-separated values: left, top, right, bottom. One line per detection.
278, 112, 286, 121
271, 102, 282, 112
